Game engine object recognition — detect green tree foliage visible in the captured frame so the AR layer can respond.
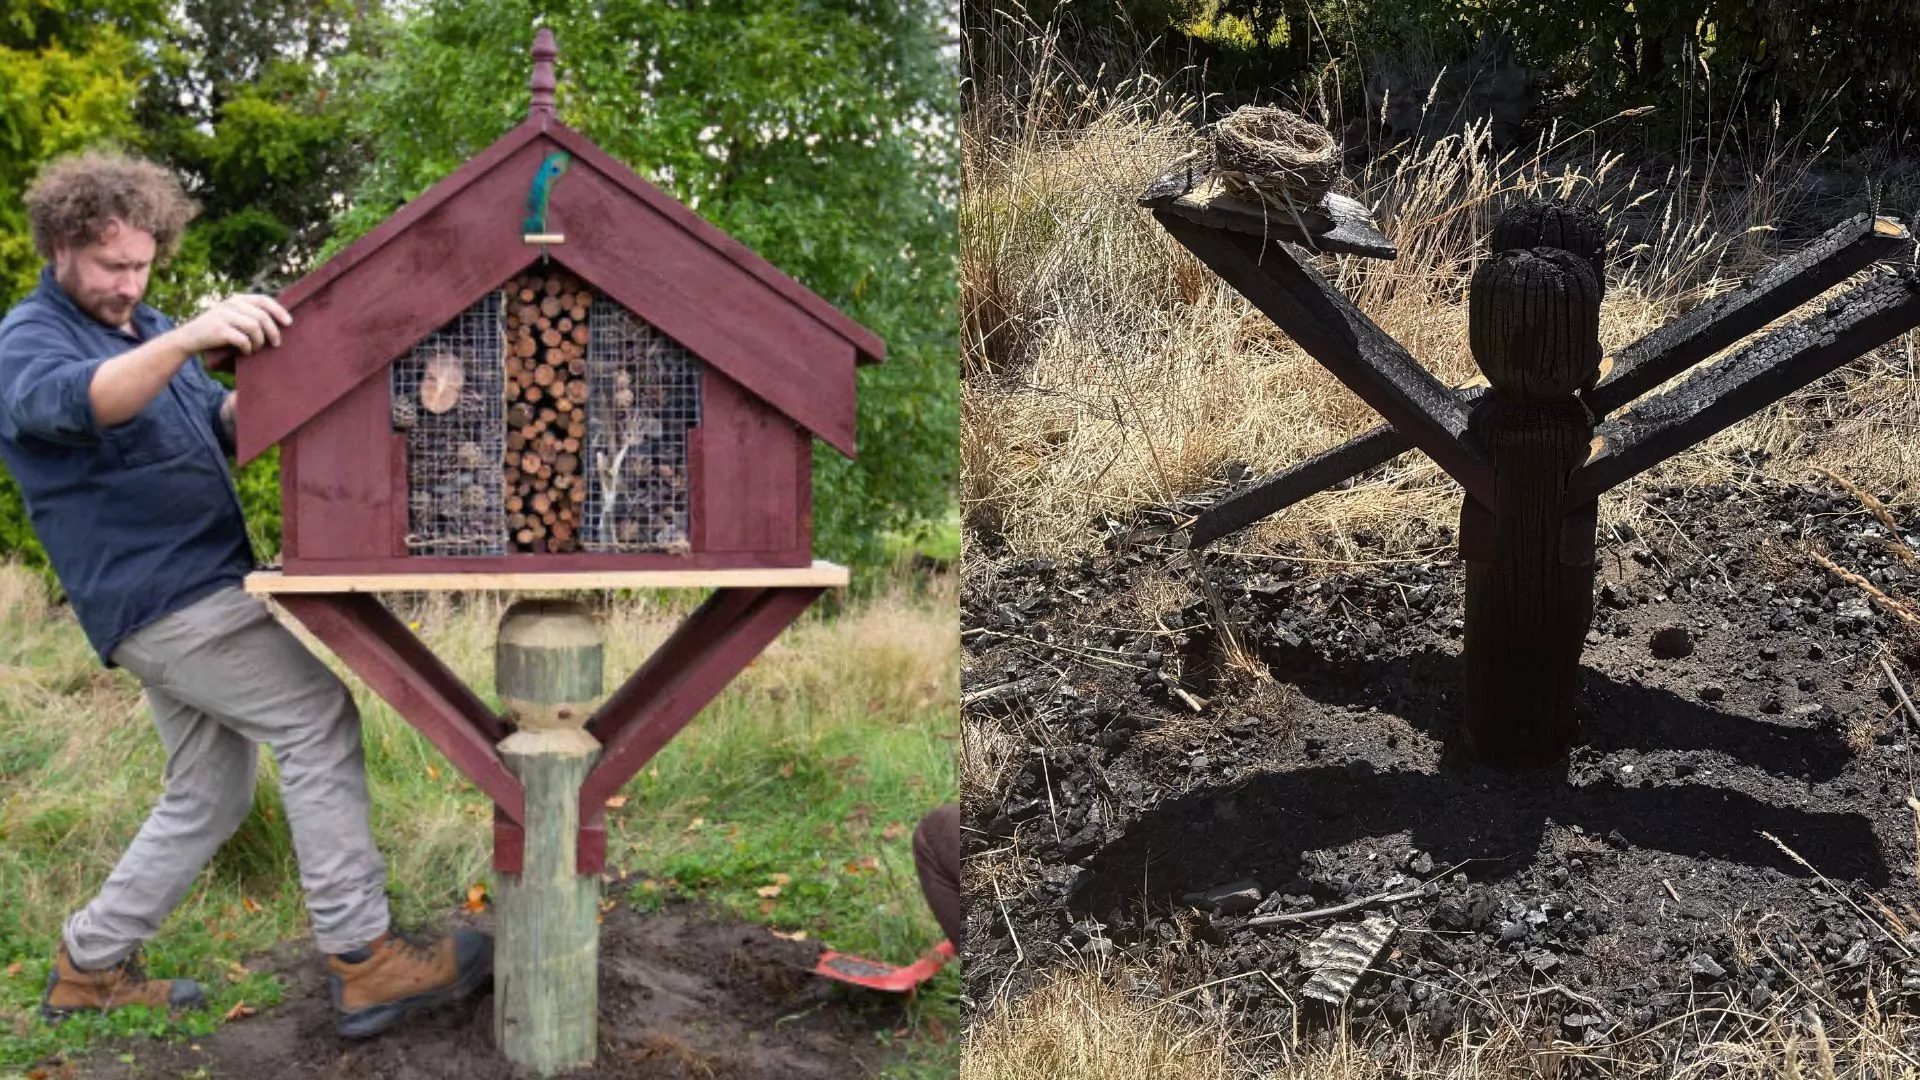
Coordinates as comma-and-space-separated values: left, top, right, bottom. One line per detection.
2, 0, 955, 587
974, 0, 1920, 147
328, 0, 958, 575
0, 1, 164, 586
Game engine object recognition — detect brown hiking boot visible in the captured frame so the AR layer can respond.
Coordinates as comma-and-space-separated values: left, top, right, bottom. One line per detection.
328, 928, 492, 1038
41, 943, 207, 1021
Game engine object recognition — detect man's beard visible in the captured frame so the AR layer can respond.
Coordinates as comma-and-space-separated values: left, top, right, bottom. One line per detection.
59, 272, 138, 328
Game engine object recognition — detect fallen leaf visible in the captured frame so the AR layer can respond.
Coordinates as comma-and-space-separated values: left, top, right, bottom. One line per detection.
769, 928, 808, 942
5, 961, 20, 977
464, 883, 488, 912
419, 352, 465, 414
778, 762, 794, 778
605, 795, 627, 809
639, 879, 662, 893
224, 1002, 256, 1021
757, 899, 776, 916
882, 822, 907, 841
769, 872, 792, 887
224, 962, 249, 983
241, 896, 262, 915
755, 884, 782, 898
684, 817, 704, 832
599, 899, 617, 913
426, 764, 440, 782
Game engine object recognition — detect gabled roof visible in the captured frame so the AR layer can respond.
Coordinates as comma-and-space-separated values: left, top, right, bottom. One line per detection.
221, 115, 884, 465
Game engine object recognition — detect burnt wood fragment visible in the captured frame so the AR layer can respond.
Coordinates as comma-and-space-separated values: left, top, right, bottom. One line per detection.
1572, 265, 1920, 503
1461, 246, 1602, 769
1587, 215, 1912, 417
1142, 164, 1398, 260
1157, 212, 1493, 507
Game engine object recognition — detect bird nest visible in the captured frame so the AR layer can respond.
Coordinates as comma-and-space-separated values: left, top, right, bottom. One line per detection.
1211, 106, 1339, 210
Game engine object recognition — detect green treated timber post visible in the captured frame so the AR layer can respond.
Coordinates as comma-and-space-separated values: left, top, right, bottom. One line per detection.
492, 598, 605, 1075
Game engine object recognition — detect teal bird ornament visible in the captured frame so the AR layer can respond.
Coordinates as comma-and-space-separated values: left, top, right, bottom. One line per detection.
523, 151, 573, 236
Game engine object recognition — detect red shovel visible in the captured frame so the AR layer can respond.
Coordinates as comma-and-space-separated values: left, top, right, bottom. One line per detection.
812, 940, 956, 993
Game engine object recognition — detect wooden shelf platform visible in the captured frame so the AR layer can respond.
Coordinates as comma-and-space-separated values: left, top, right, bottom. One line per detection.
246, 560, 850, 594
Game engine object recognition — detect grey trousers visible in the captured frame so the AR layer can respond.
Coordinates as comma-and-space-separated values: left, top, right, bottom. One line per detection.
64, 586, 391, 968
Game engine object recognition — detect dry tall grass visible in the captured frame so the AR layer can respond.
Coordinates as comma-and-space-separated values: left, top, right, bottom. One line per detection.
961, 51, 1920, 566
963, 964, 1920, 1080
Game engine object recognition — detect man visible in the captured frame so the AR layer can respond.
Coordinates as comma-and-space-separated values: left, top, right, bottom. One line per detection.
0, 150, 491, 1038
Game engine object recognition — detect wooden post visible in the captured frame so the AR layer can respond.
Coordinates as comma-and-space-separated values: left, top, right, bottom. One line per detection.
497, 599, 604, 731
491, 598, 605, 1074
1461, 237, 1603, 769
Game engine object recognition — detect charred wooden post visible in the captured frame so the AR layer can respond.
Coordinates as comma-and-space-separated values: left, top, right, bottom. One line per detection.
1461, 243, 1603, 768
492, 598, 605, 1074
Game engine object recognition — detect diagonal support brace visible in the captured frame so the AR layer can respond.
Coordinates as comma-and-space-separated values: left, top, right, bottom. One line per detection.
276, 593, 524, 823
1587, 215, 1913, 417
1572, 266, 1920, 503
1187, 215, 1914, 548
490, 586, 824, 874
1156, 211, 1496, 509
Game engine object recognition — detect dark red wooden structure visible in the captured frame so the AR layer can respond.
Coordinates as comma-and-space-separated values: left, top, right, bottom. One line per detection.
213, 33, 883, 575
228, 30, 874, 872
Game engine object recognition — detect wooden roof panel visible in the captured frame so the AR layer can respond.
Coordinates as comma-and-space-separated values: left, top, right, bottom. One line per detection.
230, 123, 874, 463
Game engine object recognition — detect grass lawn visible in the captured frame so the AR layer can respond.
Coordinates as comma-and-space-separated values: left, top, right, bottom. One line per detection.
0, 559, 959, 1078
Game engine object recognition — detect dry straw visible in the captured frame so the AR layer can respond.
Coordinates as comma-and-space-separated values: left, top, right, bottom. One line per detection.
1211, 105, 1339, 208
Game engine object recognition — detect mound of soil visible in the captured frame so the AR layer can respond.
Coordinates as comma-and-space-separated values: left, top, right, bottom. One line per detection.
65, 898, 914, 1079
963, 471, 1920, 1067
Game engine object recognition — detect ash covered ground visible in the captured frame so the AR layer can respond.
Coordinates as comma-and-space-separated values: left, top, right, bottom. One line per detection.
962, 469, 1920, 1067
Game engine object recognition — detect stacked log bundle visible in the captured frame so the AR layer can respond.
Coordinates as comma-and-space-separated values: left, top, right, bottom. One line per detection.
503, 269, 594, 554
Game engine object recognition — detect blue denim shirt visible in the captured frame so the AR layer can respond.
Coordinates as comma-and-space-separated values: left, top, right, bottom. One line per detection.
0, 266, 255, 666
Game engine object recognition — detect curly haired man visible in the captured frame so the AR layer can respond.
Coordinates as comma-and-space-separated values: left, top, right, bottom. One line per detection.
0, 150, 492, 1038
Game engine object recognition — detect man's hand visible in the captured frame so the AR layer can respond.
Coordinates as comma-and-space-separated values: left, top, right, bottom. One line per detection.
169, 295, 292, 357
88, 295, 286, 429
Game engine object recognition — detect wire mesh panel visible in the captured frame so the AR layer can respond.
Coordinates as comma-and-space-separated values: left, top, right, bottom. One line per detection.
390, 291, 508, 556
582, 300, 701, 553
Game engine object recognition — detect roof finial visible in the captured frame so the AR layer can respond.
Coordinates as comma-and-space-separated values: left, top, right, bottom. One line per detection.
529, 27, 557, 123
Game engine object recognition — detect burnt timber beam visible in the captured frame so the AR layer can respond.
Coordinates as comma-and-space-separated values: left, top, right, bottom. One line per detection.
1188, 390, 1485, 549
1184, 215, 1914, 546
1586, 215, 1913, 416
1156, 211, 1495, 508
1570, 266, 1920, 504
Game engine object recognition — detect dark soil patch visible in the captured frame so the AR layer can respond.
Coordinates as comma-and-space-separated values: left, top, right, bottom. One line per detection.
64, 897, 913, 1079
962, 471, 1920, 1068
